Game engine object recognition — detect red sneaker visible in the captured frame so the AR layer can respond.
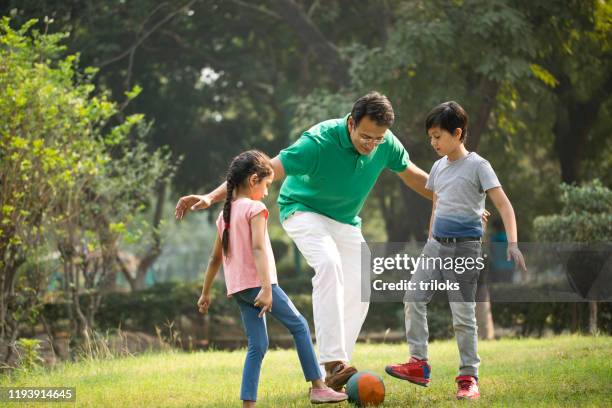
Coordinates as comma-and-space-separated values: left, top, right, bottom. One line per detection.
456, 375, 480, 400
384, 357, 431, 387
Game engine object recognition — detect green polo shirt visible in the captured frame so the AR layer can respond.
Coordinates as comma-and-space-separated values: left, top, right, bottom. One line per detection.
278, 114, 410, 227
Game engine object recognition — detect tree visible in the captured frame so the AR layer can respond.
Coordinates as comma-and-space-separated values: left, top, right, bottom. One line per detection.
534, 180, 612, 334
0, 18, 173, 360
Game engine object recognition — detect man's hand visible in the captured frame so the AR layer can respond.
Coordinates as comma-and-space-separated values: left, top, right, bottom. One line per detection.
197, 292, 212, 314
175, 194, 212, 220
254, 287, 273, 318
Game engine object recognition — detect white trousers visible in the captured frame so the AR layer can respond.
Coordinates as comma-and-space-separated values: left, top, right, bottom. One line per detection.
282, 211, 369, 369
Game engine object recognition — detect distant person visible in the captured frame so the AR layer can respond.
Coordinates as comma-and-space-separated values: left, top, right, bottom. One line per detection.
385, 101, 527, 400
489, 218, 515, 283
196, 151, 347, 406
178, 92, 433, 390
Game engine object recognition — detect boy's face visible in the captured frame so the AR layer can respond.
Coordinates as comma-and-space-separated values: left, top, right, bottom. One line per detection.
427, 126, 462, 157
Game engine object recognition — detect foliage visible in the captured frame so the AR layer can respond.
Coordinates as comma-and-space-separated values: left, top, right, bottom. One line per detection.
0, 18, 173, 359
14, 338, 43, 371
533, 180, 612, 242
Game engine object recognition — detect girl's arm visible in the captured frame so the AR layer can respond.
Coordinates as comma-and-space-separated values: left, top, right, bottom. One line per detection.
487, 187, 527, 272
428, 192, 438, 240
250, 212, 273, 317
197, 234, 223, 314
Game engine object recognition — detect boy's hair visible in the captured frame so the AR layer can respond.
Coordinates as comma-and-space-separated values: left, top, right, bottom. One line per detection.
222, 150, 273, 256
425, 101, 469, 142
351, 91, 395, 127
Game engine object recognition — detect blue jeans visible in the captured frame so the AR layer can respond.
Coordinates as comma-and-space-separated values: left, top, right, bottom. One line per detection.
234, 284, 321, 401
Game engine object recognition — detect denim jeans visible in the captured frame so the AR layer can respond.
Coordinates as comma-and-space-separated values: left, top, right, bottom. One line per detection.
234, 284, 321, 401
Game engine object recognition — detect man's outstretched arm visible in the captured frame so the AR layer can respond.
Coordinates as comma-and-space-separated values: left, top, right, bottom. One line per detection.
175, 155, 286, 220
397, 161, 433, 200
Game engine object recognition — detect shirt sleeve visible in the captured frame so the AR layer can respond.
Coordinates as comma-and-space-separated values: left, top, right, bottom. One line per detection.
478, 160, 501, 192
425, 160, 439, 191
247, 201, 269, 220
278, 133, 320, 176
386, 132, 410, 172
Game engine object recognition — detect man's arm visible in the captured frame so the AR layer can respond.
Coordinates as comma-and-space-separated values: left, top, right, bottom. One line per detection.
397, 161, 433, 200
175, 155, 286, 220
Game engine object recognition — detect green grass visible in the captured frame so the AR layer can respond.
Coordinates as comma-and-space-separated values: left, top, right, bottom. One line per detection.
1, 335, 611, 407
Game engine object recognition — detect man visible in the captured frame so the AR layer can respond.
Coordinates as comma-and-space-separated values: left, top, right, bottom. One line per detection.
176, 92, 431, 390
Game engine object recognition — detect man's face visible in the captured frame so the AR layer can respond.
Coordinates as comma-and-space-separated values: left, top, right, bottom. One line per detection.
348, 116, 388, 155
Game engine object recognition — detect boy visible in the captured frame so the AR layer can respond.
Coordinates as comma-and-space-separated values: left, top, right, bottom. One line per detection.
385, 101, 527, 400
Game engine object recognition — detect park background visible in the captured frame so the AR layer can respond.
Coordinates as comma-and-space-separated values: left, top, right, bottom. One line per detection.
0, 1, 610, 406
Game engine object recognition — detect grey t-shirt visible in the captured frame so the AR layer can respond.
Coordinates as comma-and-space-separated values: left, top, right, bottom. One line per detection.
425, 152, 501, 237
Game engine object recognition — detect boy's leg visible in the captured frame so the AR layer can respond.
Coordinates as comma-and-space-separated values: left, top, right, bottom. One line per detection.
444, 241, 482, 378
404, 240, 442, 360
329, 219, 369, 362
448, 301, 480, 377
267, 285, 321, 381
234, 290, 269, 402
386, 241, 441, 386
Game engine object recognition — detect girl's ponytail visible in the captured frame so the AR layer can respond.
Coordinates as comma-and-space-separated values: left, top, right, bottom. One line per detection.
221, 179, 234, 256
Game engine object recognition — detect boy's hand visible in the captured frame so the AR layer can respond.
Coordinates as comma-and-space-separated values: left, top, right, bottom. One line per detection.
507, 243, 527, 273
197, 292, 212, 314
175, 194, 212, 220
254, 287, 273, 318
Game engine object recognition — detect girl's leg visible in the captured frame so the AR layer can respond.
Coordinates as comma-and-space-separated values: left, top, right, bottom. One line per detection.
235, 292, 269, 402
267, 285, 321, 382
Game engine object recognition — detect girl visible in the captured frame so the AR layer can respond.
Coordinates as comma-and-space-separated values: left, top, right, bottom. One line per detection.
197, 150, 347, 407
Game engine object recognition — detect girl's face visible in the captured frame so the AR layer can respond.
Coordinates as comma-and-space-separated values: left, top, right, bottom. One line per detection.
248, 172, 274, 201
427, 126, 462, 157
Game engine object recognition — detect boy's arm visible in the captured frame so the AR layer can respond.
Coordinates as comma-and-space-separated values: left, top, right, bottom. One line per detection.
175, 156, 286, 220
250, 212, 273, 317
487, 187, 527, 272
197, 234, 223, 314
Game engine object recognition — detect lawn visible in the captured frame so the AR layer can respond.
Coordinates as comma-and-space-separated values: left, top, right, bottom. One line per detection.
1, 335, 611, 407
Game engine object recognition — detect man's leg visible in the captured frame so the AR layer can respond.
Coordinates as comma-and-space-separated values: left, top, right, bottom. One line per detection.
282, 212, 348, 369
328, 218, 369, 362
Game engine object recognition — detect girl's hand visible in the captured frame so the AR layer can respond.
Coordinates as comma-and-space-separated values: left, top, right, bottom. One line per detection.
254, 287, 273, 318
197, 292, 212, 314
507, 243, 527, 273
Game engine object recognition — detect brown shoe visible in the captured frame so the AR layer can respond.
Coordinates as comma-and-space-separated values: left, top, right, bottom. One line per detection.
324, 361, 358, 391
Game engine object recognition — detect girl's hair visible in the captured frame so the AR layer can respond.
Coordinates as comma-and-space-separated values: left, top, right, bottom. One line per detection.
425, 101, 469, 142
222, 150, 273, 256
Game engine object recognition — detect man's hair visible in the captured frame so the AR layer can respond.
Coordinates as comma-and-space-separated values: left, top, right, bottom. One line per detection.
351, 91, 395, 127
425, 101, 469, 142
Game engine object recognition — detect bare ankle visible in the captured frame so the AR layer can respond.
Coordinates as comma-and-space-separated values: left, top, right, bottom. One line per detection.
311, 378, 326, 389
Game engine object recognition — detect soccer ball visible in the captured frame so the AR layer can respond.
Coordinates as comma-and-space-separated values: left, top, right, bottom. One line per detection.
346, 371, 385, 406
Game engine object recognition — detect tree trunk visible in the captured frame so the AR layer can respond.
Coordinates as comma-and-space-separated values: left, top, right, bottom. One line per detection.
467, 76, 501, 340
117, 182, 167, 291
588, 301, 597, 335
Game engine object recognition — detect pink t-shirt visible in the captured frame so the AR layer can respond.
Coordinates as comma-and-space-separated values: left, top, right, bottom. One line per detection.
216, 198, 278, 296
